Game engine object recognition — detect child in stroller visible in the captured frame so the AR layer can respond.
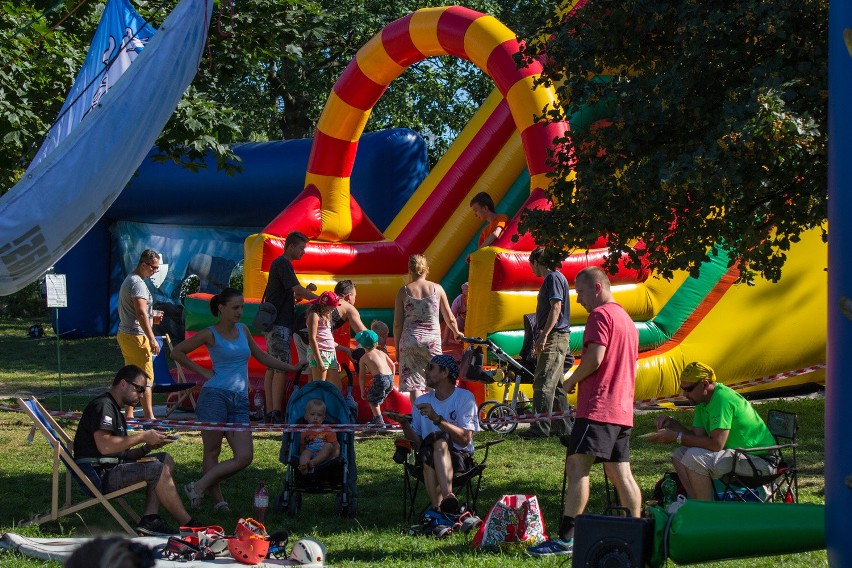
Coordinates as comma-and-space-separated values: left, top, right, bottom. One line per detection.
298, 399, 341, 474
461, 314, 574, 435
278, 381, 357, 517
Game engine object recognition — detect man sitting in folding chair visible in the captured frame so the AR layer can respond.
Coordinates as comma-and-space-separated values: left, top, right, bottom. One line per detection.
395, 354, 479, 515
73, 365, 205, 535
647, 361, 778, 501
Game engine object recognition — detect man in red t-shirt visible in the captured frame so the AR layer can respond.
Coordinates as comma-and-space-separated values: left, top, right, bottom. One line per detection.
528, 266, 642, 557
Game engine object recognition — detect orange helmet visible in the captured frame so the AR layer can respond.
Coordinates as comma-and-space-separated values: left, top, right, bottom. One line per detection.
227, 535, 269, 565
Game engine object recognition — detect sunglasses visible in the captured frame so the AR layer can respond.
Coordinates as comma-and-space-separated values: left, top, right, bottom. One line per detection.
144, 262, 160, 273
427, 363, 444, 372
681, 381, 702, 393
125, 380, 147, 393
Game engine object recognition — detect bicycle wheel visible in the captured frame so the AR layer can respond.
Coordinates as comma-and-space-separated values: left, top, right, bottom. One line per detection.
487, 403, 518, 435
477, 401, 498, 431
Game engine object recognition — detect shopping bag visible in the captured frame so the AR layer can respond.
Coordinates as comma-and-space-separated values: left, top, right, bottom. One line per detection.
471, 494, 546, 550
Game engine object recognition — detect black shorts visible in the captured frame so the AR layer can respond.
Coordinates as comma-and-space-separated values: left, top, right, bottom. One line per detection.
568, 418, 632, 462
418, 431, 474, 474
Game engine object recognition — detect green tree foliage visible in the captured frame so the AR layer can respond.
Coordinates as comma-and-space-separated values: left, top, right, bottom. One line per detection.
1, 0, 552, 187
518, 0, 827, 283
195, 0, 552, 167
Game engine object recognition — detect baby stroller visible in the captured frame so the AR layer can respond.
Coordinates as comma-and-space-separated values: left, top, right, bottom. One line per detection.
461, 314, 574, 435
277, 381, 358, 518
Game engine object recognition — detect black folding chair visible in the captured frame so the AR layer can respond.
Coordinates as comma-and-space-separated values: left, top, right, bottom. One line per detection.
402, 439, 503, 522
715, 409, 799, 503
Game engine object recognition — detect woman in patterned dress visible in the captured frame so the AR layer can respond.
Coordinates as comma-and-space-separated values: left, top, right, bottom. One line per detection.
393, 254, 463, 406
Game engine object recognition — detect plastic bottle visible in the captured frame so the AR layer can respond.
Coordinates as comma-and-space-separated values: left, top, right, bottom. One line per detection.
661, 475, 677, 507
253, 389, 265, 421
253, 481, 269, 523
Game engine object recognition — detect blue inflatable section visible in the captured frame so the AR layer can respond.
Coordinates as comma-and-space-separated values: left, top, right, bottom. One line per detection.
53, 128, 427, 338
827, 4, 852, 565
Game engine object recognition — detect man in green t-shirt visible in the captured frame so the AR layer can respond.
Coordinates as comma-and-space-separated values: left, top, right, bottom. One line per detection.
646, 361, 777, 500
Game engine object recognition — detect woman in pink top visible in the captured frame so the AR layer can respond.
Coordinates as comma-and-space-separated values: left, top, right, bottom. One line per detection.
307, 291, 341, 387
394, 254, 463, 406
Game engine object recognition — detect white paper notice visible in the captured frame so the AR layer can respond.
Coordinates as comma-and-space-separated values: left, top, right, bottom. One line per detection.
45, 274, 67, 308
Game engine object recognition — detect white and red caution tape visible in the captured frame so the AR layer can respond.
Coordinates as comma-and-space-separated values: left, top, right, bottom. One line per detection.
1, 363, 825, 432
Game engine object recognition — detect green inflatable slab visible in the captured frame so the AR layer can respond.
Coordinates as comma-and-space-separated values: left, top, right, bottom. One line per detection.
667, 500, 825, 564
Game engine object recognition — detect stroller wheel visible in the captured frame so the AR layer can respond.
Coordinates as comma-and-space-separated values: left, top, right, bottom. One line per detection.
477, 401, 498, 431
487, 404, 518, 435
286, 491, 302, 516
333, 491, 358, 518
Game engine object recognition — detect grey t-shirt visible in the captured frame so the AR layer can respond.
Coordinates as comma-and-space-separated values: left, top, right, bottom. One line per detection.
118, 273, 151, 336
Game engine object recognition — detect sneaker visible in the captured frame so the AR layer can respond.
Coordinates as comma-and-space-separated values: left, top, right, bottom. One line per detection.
367, 417, 386, 429
439, 494, 460, 514
136, 515, 179, 536
184, 481, 202, 509
527, 537, 574, 557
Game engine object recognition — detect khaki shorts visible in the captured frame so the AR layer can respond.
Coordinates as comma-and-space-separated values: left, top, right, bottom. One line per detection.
674, 446, 775, 479
116, 332, 154, 386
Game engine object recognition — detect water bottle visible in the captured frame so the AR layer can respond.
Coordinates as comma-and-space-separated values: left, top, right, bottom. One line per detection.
661, 475, 677, 507
253, 480, 269, 523
253, 389, 265, 421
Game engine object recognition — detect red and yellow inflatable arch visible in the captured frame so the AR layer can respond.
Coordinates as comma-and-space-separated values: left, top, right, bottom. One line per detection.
243, 6, 568, 299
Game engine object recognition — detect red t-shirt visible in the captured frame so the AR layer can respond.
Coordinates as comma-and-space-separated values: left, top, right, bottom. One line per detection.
576, 302, 638, 427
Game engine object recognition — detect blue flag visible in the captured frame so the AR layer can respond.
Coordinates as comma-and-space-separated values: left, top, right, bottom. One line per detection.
27, 0, 156, 172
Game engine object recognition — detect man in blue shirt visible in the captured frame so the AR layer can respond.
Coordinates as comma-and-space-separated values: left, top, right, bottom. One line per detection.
520, 247, 574, 439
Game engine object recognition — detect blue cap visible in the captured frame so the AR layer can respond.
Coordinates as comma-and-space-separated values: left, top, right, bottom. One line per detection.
430, 354, 459, 380
354, 329, 378, 349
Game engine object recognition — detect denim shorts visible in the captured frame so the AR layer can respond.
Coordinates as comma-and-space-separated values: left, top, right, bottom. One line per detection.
101, 452, 167, 493
366, 374, 393, 405
196, 387, 250, 424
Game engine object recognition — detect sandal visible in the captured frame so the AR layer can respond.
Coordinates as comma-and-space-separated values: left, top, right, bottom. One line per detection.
184, 481, 202, 509
212, 501, 230, 512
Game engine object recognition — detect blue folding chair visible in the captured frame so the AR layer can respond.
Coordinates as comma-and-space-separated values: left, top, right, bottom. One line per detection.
152, 335, 198, 418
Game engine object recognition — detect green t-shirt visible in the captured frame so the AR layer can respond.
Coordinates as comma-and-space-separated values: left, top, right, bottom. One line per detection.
692, 383, 776, 450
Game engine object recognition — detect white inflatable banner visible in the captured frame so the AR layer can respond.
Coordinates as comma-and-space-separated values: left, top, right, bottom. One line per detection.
0, 0, 213, 295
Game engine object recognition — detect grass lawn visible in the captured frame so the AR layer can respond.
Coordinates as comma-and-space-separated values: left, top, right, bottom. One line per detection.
0, 317, 828, 567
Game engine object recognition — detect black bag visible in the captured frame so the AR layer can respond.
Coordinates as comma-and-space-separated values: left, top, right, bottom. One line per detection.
252, 298, 277, 333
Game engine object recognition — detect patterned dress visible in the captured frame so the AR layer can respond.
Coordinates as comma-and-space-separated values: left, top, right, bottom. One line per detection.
398, 286, 442, 392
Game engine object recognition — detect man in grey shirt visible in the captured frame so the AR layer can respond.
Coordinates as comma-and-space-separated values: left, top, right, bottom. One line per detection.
116, 249, 160, 419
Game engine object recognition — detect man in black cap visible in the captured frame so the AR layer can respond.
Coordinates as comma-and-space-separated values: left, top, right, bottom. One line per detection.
396, 354, 479, 514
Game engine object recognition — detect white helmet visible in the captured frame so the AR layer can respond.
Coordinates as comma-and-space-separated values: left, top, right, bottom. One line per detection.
286, 538, 326, 567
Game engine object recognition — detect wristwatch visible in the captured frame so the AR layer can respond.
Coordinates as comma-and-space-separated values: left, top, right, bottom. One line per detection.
433, 416, 444, 426
676, 432, 683, 445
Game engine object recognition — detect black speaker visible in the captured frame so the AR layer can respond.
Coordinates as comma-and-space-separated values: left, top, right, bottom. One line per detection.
572, 514, 653, 568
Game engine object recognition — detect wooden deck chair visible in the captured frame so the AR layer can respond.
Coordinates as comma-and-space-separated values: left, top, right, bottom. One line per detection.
152, 334, 197, 418
17, 397, 146, 535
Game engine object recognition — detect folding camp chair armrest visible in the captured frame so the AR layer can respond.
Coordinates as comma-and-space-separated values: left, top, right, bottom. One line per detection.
478, 438, 505, 463
731, 442, 795, 454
